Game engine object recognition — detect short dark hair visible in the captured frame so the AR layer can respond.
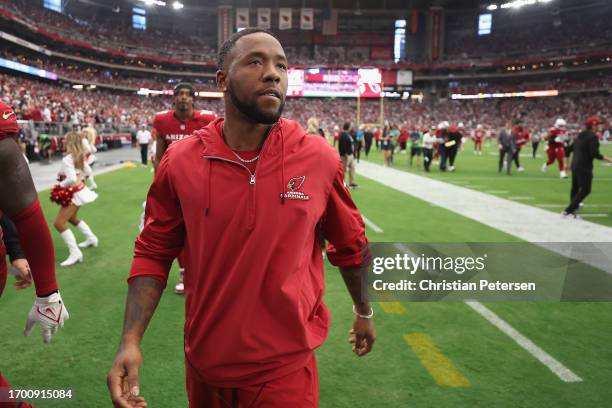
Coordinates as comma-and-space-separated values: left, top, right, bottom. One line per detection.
343, 122, 350, 131
173, 82, 195, 97
217, 28, 279, 71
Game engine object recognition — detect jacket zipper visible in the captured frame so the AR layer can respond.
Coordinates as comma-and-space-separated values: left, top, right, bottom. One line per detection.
202, 122, 280, 231
203, 156, 257, 230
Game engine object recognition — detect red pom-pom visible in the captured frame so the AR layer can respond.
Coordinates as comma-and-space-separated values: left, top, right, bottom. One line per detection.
50, 184, 75, 207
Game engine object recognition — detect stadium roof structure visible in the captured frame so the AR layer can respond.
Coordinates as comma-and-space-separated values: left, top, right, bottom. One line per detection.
97, 0, 484, 15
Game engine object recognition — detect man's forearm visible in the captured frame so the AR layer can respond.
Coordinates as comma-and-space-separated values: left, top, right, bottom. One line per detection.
120, 276, 164, 346
340, 266, 371, 313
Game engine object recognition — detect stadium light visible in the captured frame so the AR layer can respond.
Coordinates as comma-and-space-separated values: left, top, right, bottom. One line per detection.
486, 4, 498, 10
141, 0, 166, 6
172, 1, 183, 10
500, 0, 546, 9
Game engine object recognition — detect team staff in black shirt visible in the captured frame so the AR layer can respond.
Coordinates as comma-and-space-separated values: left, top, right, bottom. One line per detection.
563, 116, 612, 218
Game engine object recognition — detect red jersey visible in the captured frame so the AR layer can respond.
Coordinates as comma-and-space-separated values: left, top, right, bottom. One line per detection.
0, 101, 19, 140
152, 109, 217, 147
131, 118, 368, 387
516, 130, 530, 148
474, 129, 485, 140
546, 127, 565, 148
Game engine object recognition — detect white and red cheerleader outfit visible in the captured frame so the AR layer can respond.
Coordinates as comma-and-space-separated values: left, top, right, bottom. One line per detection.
50, 155, 98, 207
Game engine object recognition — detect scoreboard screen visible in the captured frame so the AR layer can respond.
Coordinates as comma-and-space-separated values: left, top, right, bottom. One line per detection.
287, 68, 382, 98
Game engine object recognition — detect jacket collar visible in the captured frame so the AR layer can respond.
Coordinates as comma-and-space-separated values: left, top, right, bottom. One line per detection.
197, 117, 306, 160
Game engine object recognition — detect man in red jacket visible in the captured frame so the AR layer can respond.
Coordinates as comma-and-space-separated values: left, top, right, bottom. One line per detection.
107, 28, 375, 408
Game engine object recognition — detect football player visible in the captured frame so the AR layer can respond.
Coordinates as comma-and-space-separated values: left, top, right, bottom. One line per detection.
541, 118, 569, 178
1, 100, 69, 407
151, 83, 217, 294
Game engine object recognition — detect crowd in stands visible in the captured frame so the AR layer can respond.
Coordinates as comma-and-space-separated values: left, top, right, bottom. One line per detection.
3, 72, 609, 139
450, 74, 612, 95
446, 7, 612, 60
0, 0, 217, 63
2, 0, 610, 67
1, 49, 215, 91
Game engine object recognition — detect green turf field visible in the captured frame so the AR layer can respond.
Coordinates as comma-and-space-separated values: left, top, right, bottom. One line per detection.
1, 163, 611, 407
361, 141, 612, 227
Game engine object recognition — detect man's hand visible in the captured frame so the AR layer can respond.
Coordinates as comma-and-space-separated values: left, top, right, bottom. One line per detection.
107, 344, 148, 408
24, 291, 69, 343
348, 316, 376, 357
11, 258, 32, 289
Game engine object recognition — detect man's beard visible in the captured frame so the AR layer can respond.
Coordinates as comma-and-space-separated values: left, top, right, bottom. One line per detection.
228, 83, 284, 125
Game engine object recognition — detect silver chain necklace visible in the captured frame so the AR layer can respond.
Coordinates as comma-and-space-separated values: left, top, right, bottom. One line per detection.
231, 150, 260, 163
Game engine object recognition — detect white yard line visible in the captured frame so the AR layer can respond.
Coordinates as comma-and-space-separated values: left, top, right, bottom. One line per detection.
465, 301, 583, 383
580, 214, 609, 218
356, 161, 612, 274
357, 161, 612, 244
508, 196, 535, 200
362, 215, 384, 233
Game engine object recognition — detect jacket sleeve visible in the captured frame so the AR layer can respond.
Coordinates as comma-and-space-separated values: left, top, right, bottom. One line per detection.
129, 150, 185, 287
0, 215, 25, 263
590, 135, 604, 161
323, 161, 369, 269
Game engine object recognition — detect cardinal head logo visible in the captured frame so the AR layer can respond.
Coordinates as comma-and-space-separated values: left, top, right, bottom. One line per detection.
287, 176, 306, 191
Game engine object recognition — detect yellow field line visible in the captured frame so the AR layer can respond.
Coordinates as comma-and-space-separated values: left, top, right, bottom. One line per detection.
379, 302, 408, 315
403, 333, 470, 387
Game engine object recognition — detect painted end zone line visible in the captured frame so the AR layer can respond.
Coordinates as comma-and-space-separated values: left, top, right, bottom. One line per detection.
362, 215, 384, 233
465, 301, 582, 383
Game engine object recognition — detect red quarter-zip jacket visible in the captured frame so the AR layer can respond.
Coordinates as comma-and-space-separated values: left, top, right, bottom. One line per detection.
130, 117, 368, 387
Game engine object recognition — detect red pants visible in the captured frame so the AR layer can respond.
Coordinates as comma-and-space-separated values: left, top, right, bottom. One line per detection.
546, 146, 565, 170
186, 355, 319, 408
0, 373, 35, 408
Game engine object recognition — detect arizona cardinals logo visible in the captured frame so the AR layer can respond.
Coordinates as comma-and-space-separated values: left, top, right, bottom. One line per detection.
282, 176, 310, 201
287, 176, 306, 191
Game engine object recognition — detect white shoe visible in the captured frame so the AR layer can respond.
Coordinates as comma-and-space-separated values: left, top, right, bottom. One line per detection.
449, 166, 456, 172
175, 268, 185, 294
76, 221, 98, 248
541, 163, 547, 172
560, 170, 568, 179
89, 181, 98, 190
174, 281, 184, 294
78, 237, 99, 248
60, 229, 83, 266
518, 166, 525, 172
60, 251, 83, 266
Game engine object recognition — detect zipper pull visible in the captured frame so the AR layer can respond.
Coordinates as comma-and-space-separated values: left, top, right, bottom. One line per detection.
250, 174, 256, 185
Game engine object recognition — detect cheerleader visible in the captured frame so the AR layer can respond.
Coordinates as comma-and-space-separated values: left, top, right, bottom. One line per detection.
82, 125, 98, 189
50, 132, 99, 266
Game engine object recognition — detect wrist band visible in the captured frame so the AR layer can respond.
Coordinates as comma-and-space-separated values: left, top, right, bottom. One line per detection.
352, 305, 374, 319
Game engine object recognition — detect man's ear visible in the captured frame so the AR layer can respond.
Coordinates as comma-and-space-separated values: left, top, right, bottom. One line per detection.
216, 70, 227, 92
